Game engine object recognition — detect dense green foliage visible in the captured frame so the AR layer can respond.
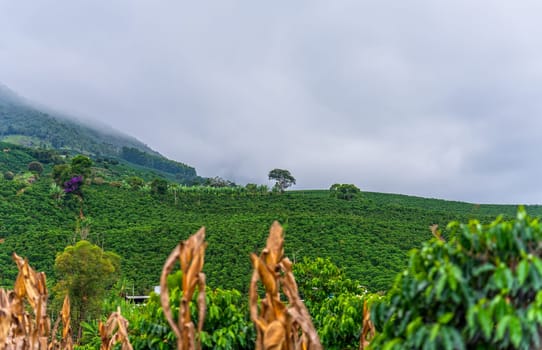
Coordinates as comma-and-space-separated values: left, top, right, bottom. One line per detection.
54, 240, 121, 337
121, 147, 196, 180
80, 260, 381, 350
0, 142, 47, 174
371, 208, 542, 349
294, 258, 379, 349
130, 274, 254, 350
1, 144, 540, 298
80, 271, 255, 350
330, 183, 361, 201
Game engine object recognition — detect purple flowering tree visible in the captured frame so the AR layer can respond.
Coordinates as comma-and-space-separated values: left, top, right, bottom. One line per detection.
63, 176, 83, 193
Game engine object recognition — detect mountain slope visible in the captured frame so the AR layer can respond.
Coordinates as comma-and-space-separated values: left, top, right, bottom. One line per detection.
0, 83, 198, 182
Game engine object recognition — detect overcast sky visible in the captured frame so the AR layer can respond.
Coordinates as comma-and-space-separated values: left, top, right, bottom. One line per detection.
1, 1, 542, 204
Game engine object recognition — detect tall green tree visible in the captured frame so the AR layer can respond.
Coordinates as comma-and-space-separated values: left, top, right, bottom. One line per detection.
268, 168, 296, 192
70, 155, 93, 178
54, 240, 120, 340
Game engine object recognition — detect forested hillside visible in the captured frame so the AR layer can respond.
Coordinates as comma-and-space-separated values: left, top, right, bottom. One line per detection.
0, 84, 199, 183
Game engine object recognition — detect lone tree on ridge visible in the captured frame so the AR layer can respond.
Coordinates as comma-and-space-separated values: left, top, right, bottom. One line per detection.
268, 168, 296, 193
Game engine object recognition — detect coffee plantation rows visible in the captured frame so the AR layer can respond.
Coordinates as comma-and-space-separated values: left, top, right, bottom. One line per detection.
0, 170, 536, 295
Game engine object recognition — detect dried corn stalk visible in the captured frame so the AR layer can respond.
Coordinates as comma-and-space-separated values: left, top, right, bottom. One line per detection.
359, 300, 375, 350
249, 221, 322, 350
49, 295, 72, 350
160, 227, 207, 350
0, 289, 12, 347
98, 307, 132, 350
0, 253, 77, 350
5, 252, 51, 349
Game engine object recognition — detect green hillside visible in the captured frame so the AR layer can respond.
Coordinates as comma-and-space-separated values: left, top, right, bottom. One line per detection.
0, 144, 535, 295
0, 84, 199, 183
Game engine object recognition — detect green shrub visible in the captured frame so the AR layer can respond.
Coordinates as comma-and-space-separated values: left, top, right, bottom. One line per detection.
370, 208, 542, 349
330, 184, 360, 201
28, 161, 44, 174
118, 272, 255, 350
294, 257, 379, 349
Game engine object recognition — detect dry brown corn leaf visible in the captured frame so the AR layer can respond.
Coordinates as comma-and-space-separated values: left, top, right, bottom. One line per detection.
160, 227, 207, 350
250, 222, 322, 350
0, 289, 12, 348
99, 307, 132, 350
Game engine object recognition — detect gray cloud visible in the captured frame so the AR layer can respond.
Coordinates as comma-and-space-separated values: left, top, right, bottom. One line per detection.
2, 1, 542, 203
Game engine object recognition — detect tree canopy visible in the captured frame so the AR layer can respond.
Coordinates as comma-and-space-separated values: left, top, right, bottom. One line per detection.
330, 183, 361, 201
268, 168, 296, 192
54, 240, 120, 339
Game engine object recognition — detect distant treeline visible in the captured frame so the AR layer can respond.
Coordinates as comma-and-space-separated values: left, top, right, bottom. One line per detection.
120, 147, 196, 178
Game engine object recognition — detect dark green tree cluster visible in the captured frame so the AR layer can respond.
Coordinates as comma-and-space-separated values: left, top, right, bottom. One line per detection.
126, 176, 145, 190
27, 161, 44, 174
371, 208, 542, 349
294, 257, 378, 349
150, 178, 168, 196
121, 147, 196, 180
330, 183, 361, 201
54, 240, 120, 339
52, 155, 92, 188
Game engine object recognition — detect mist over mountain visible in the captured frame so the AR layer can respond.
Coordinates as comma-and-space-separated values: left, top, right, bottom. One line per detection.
0, 82, 198, 182
0, 83, 27, 106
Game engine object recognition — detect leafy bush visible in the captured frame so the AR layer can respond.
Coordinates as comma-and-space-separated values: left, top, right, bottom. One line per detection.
28, 161, 44, 174
126, 176, 145, 190
371, 208, 542, 349
330, 184, 360, 201
151, 178, 168, 196
52, 164, 71, 184
119, 272, 254, 350
294, 257, 379, 349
